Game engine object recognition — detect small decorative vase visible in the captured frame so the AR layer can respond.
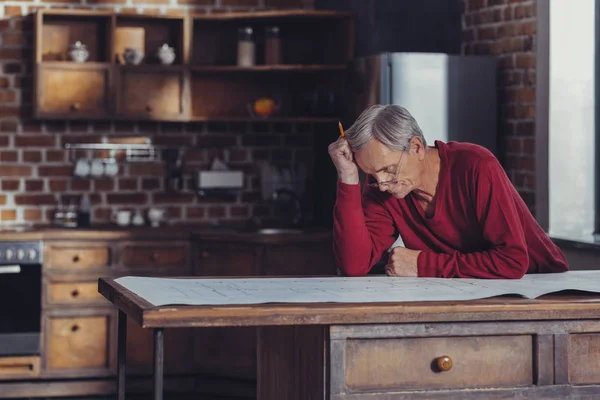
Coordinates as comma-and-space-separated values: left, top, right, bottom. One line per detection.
68, 41, 89, 63
156, 44, 176, 65
123, 48, 144, 65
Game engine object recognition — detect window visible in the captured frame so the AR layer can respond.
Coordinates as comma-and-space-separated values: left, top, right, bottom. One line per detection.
536, 0, 599, 240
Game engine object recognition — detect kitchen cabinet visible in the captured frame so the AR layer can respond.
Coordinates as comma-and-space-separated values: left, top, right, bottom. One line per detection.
191, 235, 337, 385
33, 9, 354, 122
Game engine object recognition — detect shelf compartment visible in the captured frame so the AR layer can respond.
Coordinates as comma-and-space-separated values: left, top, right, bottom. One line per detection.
192, 12, 354, 66
35, 63, 111, 119
115, 68, 187, 121
114, 14, 186, 66
36, 10, 112, 63
190, 70, 343, 121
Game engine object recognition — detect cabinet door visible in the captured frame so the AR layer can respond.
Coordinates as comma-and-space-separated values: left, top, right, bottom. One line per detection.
193, 242, 258, 380
117, 69, 185, 120
36, 64, 110, 118
263, 242, 337, 276
42, 309, 115, 378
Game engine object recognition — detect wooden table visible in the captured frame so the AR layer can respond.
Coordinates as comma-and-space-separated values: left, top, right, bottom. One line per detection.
98, 277, 600, 400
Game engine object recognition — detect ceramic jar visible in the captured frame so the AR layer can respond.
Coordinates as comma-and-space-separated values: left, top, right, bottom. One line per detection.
123, 48, 144, 65
156, 44, 175, 65
68, 41, 89, 63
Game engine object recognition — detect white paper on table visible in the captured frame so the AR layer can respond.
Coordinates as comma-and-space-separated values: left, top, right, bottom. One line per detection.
114, 270, 600, 307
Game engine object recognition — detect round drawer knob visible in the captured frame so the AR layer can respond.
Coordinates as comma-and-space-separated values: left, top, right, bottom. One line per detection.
436, 355, 452, 372
201, 251, 209, 258
71, 289, 79, 298
145, 105, 153, 113
71, 324, 79, 332
72, 255, 80, 263
70, 103, 80, 112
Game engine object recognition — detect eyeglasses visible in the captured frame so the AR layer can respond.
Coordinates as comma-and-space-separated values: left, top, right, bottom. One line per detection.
366, 152, 405, 188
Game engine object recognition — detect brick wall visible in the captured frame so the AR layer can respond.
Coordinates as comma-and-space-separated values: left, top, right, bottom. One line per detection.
462, 0, 537, 212
0, 0, 317, 226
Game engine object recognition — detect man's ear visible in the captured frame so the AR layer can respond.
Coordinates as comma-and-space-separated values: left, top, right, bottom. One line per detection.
410, 136, 426, 160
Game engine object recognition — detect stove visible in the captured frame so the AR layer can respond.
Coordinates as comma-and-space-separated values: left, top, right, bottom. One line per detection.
0, 240, 42, 356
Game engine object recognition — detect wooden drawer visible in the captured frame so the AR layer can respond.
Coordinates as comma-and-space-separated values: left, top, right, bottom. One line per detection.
46, 281, 107, 306
43, 312, 114, 377
46, 244, 111, 271
569, 333, 600, 384
0, 356, 40, 379
121, 243, 188, 267
342, 335, 533, 391
36, 64, 110, 118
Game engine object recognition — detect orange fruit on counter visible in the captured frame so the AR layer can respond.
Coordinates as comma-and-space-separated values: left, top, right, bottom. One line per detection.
253, 98, 276, 117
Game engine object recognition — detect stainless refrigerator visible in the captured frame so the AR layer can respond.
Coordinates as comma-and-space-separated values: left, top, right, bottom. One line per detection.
345, 52, 497, 154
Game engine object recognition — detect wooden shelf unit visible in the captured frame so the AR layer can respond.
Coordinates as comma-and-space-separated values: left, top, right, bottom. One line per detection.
33, 9, 355, 123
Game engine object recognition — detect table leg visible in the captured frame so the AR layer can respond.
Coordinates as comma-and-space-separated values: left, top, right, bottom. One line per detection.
117, 310, 127, 400
153, 328, 164, 400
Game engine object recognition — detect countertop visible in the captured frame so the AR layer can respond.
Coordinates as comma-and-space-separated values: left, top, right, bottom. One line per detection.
0, 224, 332, 244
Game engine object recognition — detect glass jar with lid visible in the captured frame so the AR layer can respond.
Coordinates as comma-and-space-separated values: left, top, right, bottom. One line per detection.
237, 26, 255, 67
264, 26, 282, 65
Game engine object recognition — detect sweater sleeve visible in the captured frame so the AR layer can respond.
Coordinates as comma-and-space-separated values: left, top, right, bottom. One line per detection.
417, 159, 529, 279
332, 182, 397, 276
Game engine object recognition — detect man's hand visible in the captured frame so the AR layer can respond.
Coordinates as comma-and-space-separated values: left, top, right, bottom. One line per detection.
385, 247, 421, 277
328, 137, 359, 184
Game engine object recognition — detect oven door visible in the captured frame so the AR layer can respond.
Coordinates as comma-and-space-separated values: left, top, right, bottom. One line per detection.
0, 263, 41, 356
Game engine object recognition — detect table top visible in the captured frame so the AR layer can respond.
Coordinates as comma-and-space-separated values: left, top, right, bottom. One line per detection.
98, 277, 600, 329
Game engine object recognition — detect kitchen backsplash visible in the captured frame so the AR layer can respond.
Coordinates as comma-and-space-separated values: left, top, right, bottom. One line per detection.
0, 0, 317, 226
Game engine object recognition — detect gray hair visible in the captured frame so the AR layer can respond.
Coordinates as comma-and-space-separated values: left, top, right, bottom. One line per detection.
344, 105, 427, 152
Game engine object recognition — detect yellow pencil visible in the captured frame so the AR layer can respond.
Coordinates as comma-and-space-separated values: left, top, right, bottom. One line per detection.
338, 121, 345, 138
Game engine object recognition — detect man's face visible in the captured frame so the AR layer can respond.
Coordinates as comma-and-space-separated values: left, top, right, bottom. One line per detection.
354, 138, 423, 199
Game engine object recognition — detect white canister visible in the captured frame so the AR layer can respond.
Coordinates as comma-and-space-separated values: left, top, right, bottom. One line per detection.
237, 27, 255, 67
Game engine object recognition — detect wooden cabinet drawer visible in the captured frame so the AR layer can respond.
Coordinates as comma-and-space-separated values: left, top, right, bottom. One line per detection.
569, 333, 600, 384
46, 244, 111, 271
46, 281, 107, 306
36, 64, 110, 118
0, 356, 40, 379
117, 70, 185, 120
43, 313, 114, 376
121, 243, 188, 267
343, 335, 533, 391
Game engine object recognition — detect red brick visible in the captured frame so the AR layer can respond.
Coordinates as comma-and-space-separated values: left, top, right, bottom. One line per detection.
14, 194, 55, 205
0, 165, 31, 176
0, 106, 20, 118
128, 164, 164, 176
0, 78, 10, 89
264, 0, 304, 6
94, 180, 114, 191
176, 0, 214, 4
2, 180, 20, 191
153, 135, 194, 146
477, 26, 496, 40
231, 205, 249, 217
2, 33, 25, 46
516, 53, 535, 68
71, 180, 91, 191
5, 6, 24, 17
208, 206, 226, 218
517, 20, 536, 35
523, 138, 535, 154
467, 0, 485, 10
45, 150, 65, 163
130, 0, 171, 4
195, 135, 238, 147
49, 180, 68, 191
229, 149, 247, 162
152, 193, 195, 204
1, 210, 17, 221
474, 9, 493, 25
118, 178, 138, 191
142, 178, 160, 190
0, 195, 5, 205
38, 166, 72, 177
186, 207, 205, 218
23, 209, 42, 221
14, 135, 55, 147
0, 49, 24, 61
517, 87, 535, 102
86, 0, 127, 3
25, 180, 44, 192
23, 150, 41, 162
3, 63, 23, 74
106, 193, 147, 204
0, 151, 18, 162
60, 135, 102, 145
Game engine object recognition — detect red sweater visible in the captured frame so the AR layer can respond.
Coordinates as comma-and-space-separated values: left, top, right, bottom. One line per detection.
333, 141, 569, 279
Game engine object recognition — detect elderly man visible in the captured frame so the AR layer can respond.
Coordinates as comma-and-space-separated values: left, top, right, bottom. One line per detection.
328, 104, 568, 278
